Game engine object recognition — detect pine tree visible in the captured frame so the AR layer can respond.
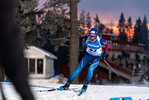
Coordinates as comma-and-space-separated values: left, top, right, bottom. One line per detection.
86, 12, 92, 33
80, 10, 86, 34
104, 28, 112, 33
41, 10, 69, 39
132, 17, 142, 43
43, 0, 70, 37
15, 0, 44, 47
118, 12, 128, 41
140, 16, 148, 51
99, 23, 105, 34
41, 0, 70, 51
126, 17, 133, 41
109, 20, 114, 34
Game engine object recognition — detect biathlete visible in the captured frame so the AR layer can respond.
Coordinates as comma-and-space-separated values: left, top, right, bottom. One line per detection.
60, 28, 110, 93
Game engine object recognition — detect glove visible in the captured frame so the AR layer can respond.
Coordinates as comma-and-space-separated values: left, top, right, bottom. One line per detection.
82, 50, 86, 55
83, 50, 86, 54
101, 54, 106, 60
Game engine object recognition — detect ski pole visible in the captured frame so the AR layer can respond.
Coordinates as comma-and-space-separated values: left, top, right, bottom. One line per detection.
103, 59, 120, 77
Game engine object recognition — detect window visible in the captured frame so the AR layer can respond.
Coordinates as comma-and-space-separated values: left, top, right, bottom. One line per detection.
37, 59, 43, 74
27, 58, 44, 74
29, 59, 35, 74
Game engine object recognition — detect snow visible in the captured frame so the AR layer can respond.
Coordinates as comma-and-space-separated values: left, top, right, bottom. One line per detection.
29, 75, 68, 84
0, 77, 149, 100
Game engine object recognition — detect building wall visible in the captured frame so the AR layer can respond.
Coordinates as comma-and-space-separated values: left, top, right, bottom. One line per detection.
45, 58, 54, 78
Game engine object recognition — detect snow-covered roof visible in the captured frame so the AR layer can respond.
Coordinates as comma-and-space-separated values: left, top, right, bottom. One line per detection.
24, 46, 57, 59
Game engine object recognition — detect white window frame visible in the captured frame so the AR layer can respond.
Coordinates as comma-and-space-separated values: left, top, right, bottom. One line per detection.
27, 58, 44, 75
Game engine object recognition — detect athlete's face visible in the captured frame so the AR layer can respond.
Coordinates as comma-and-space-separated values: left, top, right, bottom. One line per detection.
90, 34, 96, 41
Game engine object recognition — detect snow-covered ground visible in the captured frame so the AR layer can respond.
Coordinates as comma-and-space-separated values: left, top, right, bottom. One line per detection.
0, 76, 149, 100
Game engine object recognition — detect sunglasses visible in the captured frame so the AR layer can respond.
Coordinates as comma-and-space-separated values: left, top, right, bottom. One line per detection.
90, 35, 96, 37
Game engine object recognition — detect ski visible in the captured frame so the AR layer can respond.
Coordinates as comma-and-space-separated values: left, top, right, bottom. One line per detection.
36, 88, 78, 92
36, 88, 56, 92
30, 84, 51, 88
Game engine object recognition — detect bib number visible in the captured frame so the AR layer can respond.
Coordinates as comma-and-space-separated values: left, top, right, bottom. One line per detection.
86, 47, 102, 55
89, 49, 97, 52
88, 48, 98, 54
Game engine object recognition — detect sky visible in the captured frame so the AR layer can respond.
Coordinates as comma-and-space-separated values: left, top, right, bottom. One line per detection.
39, 0, 149, 30
78, 0, 149, 27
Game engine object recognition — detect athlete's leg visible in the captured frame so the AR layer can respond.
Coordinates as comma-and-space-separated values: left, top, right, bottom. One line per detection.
86, 56, 100, 82
60, 54, 93, 90
81, 56, 100, 92
69, 54, 92, 82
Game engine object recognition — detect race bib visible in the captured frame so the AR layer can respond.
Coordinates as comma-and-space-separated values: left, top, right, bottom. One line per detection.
86, 47, 102, 55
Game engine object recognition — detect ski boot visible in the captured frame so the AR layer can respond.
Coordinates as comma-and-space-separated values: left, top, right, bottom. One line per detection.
59, 80, 71, 90
79, 81, 89, 95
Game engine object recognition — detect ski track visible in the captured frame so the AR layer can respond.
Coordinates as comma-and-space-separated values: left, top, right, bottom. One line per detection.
0, 83, 149, 100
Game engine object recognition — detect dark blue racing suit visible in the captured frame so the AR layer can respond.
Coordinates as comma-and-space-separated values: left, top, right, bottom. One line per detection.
69, 35, 110, 83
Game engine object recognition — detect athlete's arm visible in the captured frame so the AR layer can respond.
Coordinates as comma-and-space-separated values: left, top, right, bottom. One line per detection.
82, 35, 88, 50
100, 38, 110, 55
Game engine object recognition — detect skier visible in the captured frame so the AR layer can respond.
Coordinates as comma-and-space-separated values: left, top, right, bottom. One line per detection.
59, 28, 110, 93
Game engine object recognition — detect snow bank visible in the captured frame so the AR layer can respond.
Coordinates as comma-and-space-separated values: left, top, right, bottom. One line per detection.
1, 82, 149, 100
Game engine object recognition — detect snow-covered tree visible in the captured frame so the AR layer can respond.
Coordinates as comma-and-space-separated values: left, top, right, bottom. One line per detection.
41, 0, 71, 51
15, 0, 44, 47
